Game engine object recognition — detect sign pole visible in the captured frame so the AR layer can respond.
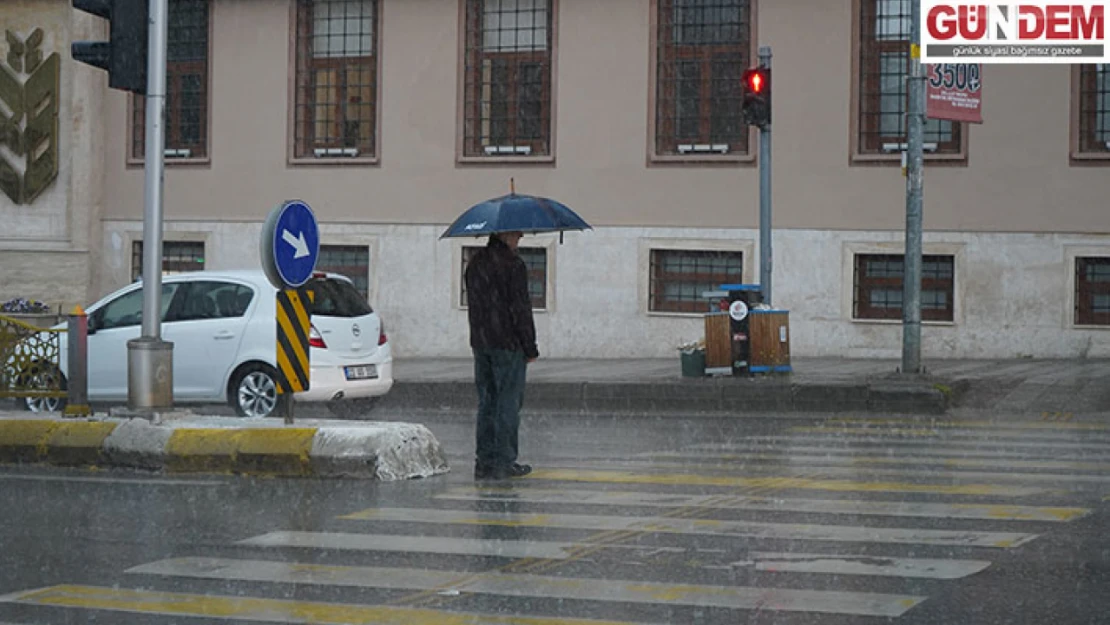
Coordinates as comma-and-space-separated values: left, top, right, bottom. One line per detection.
126, 0, 174, 412
758, 45, 772, 307
261, 200, 320, 424
902, 0, 925, 375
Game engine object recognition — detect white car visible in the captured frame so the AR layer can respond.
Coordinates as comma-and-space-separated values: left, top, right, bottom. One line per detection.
19, 269, 393, 418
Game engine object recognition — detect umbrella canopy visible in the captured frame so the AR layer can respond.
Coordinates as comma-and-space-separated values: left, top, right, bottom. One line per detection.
440, 192, 592, 239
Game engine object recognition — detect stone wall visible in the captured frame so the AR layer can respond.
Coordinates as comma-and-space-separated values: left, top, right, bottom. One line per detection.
0, 0, 105, 313
99, 220, 1110, 361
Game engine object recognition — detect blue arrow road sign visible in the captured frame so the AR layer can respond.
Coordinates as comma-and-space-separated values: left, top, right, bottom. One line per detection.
261, 200, 320, 289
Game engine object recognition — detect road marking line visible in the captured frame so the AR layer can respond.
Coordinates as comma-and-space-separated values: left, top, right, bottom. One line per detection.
339, 507, 1039, 549
647, 445, 1110, 463
637, 451, 1110, 472
737, 552, 992, 579
236, 531, 578, 560
822, 418, 1109, 432
690, 437, 1110, 454
0, 584, 639, 625
435, 487, 1091, 522
126, 556, 926, 618
0, 473, 222, 486
790, 426, 1110, 443
516, 468, 1049, 497
552, 459, 1110, 485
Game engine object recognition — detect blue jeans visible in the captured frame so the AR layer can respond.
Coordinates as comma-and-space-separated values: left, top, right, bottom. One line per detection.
473, 348, 527, 469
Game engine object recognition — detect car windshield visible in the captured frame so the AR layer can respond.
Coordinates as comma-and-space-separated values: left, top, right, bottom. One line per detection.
306, 277, 373, 318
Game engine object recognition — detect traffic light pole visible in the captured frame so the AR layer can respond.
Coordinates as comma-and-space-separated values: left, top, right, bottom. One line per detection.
757, 45, 772, 307
126, 0, 174, 412
902, 0, 925, 375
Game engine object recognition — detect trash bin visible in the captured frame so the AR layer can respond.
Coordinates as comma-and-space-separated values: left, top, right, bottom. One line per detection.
680, 348, 706, 378
718, 284, 763, 375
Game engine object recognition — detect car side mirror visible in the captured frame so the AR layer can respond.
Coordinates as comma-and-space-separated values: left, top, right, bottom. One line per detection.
86, 314, 98, 335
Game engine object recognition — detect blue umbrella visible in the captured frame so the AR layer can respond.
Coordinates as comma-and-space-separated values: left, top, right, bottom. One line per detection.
440, 186, 592, 242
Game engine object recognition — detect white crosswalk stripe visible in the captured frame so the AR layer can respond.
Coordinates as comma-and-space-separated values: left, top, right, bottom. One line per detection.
2, 416, 1104, 623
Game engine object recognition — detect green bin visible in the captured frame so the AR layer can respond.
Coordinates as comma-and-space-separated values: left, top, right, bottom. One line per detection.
680, 349, 706, 378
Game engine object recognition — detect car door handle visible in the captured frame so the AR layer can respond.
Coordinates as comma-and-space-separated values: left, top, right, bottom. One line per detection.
214, 331, 235, 340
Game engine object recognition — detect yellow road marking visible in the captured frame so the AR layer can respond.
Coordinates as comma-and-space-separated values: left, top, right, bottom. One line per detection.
824, 417, 1105, 431
5, 585, 636, 625
523, 468, 1047, 496
791, 426, 942, 437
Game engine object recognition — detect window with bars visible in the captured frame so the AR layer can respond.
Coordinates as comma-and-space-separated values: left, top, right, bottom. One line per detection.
1075, 257, 1110, 326
316, 245, 370, 299
1077, 64, 1110, 155
131, 0, 209, 161
293, 0, 379, 160
852, 253, 954, 321
461, 245, 547, 309
649, 249, 743, 313
857, 0, 962, 156
462, 0, 554, 158
131, 241, 206, 282
654, 0, 750, 157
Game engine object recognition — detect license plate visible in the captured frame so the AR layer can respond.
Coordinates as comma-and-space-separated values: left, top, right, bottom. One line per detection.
344, 365, 377, 380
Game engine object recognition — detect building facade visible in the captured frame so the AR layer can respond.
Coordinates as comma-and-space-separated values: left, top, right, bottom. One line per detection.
3, 0, 1109, 360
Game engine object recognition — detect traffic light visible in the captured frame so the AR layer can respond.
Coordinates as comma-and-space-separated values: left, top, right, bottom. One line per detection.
71, 0, 149, 94
741, 66, 771, 128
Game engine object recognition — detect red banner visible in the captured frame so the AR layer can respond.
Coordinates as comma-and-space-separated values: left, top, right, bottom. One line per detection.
926, 63, 983, 124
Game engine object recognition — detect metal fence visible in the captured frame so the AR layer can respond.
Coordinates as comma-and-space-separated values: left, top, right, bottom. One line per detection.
0, 314, 65, 402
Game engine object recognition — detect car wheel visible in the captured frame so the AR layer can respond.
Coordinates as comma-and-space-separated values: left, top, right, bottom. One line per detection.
19, 363, 68, 414
325, 396, 380, 419
229, 363, 285, 419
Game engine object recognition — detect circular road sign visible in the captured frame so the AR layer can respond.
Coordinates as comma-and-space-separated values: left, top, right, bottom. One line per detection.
261, 200, 320, 289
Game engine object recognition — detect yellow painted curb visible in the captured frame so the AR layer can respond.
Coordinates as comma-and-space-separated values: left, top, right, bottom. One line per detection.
165, 428, 318, 476
0, 420, 118, 465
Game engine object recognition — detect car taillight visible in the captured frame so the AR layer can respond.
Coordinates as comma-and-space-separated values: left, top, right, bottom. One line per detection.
309, 324, 327, 349
378, 320, 387, 346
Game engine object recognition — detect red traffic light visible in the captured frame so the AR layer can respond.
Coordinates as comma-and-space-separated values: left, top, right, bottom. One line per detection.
740, 66, 771, 128
747, 71, 764, 93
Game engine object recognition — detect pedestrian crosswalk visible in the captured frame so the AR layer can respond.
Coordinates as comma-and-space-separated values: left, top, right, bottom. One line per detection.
2, 414, 1107, 624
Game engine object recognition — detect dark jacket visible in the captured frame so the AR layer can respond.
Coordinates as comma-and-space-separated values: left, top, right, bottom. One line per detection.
464, 237, 539, 359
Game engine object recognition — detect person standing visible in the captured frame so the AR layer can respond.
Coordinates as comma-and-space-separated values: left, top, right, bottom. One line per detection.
464, 230, 539, 480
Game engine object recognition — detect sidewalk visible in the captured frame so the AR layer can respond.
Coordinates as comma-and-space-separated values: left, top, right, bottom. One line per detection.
380, 357, 1110, 417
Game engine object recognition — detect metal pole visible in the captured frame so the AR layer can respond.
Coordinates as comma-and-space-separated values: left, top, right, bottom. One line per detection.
902, 0, 925, 374
141, 0, 167, 338
63, 306, 90, 418
758, 45, 772, 307
127, 0, 174, 412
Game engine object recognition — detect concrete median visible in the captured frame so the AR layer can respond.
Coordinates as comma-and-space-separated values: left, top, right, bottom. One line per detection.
0, 413, 450, 480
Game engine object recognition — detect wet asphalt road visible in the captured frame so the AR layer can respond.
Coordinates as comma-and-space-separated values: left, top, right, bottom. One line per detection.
2, 411, 1109, 625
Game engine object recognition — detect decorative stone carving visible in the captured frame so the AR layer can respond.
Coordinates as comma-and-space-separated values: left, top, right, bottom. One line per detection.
0, 28, 60, 205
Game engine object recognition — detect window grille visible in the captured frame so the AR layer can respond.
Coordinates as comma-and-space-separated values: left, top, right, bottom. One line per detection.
317, 245, 370, 299
858, 0, 960, 155
131, 241, 206, 282
655, 0, 750, 156
294, 0, 379, 159
1078, 64, 1110, 154
852, 253, 954, 321
461, 245, 548, 309
462, 0, 553, 157
132, 0, 209, 160
1075, 257, 1110, 325
649, 249, 743, 313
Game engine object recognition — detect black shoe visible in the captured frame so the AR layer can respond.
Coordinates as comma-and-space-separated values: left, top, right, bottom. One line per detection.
474, 463, 508, 480
508, 462, 532, 477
